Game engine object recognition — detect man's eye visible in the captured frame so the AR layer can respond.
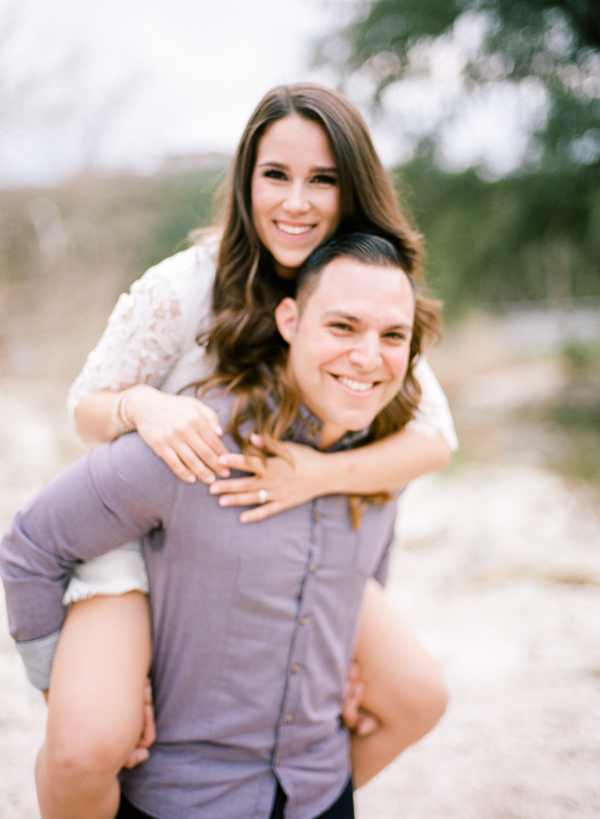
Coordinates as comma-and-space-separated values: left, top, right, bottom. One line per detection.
330, 322, 353, 332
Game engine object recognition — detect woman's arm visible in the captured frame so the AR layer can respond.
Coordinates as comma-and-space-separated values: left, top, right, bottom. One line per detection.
69, 246, 229, 483
210, 355, 455, 521
210, 425, 451, 523
74, 387, 229, 484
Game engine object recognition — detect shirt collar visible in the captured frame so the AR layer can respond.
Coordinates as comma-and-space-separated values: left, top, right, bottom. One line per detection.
280, 401, 372, 453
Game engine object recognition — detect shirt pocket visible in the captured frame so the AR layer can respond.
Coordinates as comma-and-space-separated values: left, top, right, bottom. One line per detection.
316, 496, 397, 578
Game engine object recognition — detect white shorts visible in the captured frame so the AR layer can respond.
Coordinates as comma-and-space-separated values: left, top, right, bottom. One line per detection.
63, 542, 149, 605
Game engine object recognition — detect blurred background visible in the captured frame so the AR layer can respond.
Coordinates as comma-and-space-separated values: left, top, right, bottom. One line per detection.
1, 1, 599, 817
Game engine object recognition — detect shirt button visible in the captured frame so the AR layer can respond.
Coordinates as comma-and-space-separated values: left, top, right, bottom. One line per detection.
276, 757, 283, 766
310, 564, 318, 574
300, 616, 309, 626
284, 714, 294, 724
314, 512, 322, 522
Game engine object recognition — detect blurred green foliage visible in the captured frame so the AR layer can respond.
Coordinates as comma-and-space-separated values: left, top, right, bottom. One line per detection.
317, 0, 600, 170
398, 156, 600, 315
540, 340, 600, 482
1, 159, 598, 319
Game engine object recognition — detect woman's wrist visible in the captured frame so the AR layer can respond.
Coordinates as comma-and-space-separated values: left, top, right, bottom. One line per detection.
305, 447, 342, 497
111, 385, 152, 435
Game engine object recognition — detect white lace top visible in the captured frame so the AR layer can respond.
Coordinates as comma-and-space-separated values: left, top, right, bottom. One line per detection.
68, 240, 458, 450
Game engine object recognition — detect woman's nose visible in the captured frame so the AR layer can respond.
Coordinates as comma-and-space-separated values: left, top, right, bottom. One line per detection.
283, 182, 310, 214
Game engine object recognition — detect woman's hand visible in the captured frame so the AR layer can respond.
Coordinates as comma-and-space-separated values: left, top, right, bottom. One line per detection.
125, 386, 230, 484
209, 437, 326, 522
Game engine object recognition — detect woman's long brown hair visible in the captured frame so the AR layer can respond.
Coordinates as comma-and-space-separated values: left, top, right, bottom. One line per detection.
201, 82, 425, 380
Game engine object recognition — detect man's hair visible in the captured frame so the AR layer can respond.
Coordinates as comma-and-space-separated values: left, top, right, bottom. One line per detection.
295, 232, 416, 310
198, 231, 442, 526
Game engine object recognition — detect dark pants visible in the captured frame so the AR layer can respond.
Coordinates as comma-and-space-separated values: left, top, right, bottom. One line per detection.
117, 779, 354, 819
269, 778, 354, 819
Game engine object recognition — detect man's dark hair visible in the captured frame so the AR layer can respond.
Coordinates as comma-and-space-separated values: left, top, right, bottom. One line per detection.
295, 232, 416, 306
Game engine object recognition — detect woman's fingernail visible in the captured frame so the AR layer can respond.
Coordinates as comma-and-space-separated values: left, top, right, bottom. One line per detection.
215, 425, 223, 436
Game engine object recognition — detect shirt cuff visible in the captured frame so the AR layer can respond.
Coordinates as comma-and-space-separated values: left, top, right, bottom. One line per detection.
15, 630, 60, 691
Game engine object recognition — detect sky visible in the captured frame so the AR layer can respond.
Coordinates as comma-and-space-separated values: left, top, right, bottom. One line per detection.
0, 0, 346, 187
0, 0, 539, 188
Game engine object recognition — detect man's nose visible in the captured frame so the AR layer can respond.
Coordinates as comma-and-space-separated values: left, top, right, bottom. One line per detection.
348, 333, 382, 370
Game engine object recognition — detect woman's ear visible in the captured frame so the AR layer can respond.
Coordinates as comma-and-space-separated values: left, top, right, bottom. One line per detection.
274, 297, 299, 343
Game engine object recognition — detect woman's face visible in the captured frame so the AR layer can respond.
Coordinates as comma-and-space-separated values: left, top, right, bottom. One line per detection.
251, 114, 341, 279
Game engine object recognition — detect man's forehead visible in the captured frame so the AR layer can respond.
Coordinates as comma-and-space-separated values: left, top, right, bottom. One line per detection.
304, 257, 415, 322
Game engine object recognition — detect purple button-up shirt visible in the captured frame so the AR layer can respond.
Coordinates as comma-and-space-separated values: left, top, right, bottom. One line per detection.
1, 390, 398, 819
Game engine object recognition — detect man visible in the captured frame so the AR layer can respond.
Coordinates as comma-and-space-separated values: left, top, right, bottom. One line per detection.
1, 233, 439, 819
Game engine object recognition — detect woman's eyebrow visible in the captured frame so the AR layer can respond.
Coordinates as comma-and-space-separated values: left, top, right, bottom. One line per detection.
256, 161, 337, 173
256, 160, 288, 168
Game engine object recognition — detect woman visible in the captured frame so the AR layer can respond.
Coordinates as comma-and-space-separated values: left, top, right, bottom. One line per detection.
38, 83, 454, 819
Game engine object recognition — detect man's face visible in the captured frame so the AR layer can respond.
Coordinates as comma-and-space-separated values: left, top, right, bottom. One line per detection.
275, 257, 416, 450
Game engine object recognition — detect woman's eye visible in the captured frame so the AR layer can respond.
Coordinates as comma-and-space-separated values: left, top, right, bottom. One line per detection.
384, 332, 407, 342
311, 174, 337, 185
264, 169, 287, 181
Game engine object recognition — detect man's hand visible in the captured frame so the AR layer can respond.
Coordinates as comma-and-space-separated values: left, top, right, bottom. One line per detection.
341, 662, 380, 737
122, 678, 157, 769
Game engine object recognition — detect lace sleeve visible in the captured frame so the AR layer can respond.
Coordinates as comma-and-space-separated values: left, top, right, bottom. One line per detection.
67, 268, 185, 415
408, 357, 459, 451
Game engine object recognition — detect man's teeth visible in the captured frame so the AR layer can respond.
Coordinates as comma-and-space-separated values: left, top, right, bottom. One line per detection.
337, 377, 374, 392
276, 222, 312, 235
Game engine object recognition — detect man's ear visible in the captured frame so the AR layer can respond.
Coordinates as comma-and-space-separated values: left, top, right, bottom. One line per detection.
275, 297, 299, 343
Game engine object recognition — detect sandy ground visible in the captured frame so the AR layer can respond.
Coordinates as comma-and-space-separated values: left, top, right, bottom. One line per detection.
1, 332, 599, 817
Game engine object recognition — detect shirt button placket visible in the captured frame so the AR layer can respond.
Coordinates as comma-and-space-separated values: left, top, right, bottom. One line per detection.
275, 499, 323, 774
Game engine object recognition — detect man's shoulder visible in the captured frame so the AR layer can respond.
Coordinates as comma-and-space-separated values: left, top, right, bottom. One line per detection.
179, 386, 244, 451
90, 432, 177, 488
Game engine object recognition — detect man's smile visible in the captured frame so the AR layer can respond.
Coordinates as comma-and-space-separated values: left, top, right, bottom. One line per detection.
333, 375, 381, 394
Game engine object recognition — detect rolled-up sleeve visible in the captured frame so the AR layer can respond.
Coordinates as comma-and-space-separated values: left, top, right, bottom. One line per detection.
0, 435, 176, 682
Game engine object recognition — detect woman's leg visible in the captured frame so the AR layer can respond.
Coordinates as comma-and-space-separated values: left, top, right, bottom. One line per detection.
350, 579, 448, 788
36, 592, 152, 819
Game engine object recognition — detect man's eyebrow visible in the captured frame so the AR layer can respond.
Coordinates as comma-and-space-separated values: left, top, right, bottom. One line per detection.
323, 310, 413, 329
323, 310, 360, 321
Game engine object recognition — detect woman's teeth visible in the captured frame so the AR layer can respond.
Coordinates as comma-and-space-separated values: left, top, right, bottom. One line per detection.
337, 377, 374, 392
276, 222, 312, 235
